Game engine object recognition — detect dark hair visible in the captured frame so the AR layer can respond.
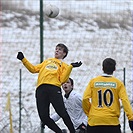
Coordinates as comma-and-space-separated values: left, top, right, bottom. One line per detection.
102, 58, 116, 74
69, 78, 74, 88
56, 43, 68, 59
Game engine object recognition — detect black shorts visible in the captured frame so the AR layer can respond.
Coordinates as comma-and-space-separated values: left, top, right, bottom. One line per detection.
87, 124, 121, 133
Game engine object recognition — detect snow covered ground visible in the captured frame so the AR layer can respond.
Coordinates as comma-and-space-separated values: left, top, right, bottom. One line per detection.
1, 0, 133, 133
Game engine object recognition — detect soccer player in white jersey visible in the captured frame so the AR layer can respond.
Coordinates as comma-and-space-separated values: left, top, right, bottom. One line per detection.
51, 78, 88, 133
82, 58, 133, 133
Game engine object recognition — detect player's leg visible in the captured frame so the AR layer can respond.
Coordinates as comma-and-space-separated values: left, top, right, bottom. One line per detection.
87, 124, 98, 133
62, 129, 68, 133
107, 125, 121, 133
49, 85, 75, 133
76, 129, 87, 133
36, 84, 62, 133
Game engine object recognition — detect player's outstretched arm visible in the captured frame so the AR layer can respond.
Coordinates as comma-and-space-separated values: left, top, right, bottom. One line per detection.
17, 52, 24, 60
16, 52, 40, 73
71, 61, 82, 67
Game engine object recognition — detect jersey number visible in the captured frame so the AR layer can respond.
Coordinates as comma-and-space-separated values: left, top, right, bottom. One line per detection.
98, 89, 113, 107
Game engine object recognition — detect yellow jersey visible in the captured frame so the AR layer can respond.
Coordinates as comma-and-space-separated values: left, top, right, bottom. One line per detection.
82, 75, 133, 126
22, 57, 73, 87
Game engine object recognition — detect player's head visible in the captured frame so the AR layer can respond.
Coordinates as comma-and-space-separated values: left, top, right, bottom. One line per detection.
62, 78, 74, 94
102, 58, 116, 75
55, 43, 68, 59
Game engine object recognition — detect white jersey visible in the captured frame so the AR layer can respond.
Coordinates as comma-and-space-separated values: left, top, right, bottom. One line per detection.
51, 90, 88, 129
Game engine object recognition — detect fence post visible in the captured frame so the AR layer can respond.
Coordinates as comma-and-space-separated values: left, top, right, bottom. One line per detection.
40, 0, 44, 133
123, 68, 126, 133
40, 0, 44, 64
19, 69, 22, 133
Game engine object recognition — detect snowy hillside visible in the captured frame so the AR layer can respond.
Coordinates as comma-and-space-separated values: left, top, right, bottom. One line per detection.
1, 0, 133, 133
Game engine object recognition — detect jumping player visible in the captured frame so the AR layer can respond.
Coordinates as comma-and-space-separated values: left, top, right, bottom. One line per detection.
17, 43, 82, 133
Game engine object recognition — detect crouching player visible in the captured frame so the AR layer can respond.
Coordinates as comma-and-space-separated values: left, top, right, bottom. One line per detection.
51, 78, 87, 133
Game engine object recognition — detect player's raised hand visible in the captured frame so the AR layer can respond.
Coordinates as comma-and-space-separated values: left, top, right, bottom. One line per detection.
71, 61, 82, 67
17, 52, 24, 60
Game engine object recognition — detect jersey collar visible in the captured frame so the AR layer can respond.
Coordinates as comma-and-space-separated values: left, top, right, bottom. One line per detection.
102, 73, 113, 77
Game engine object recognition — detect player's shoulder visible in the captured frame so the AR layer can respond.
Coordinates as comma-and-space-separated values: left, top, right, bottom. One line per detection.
111, 76, 123, 83
92, 75, 121, 81
62, 61, 68, 65
90, 75, 102, 82
45, 57, 54, 61
61, 61, 70, 68
71, 90, 82, 98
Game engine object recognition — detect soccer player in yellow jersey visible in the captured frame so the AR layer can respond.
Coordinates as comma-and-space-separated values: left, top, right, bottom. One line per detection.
82, 58, 133, 133
17, 43, 82, 133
